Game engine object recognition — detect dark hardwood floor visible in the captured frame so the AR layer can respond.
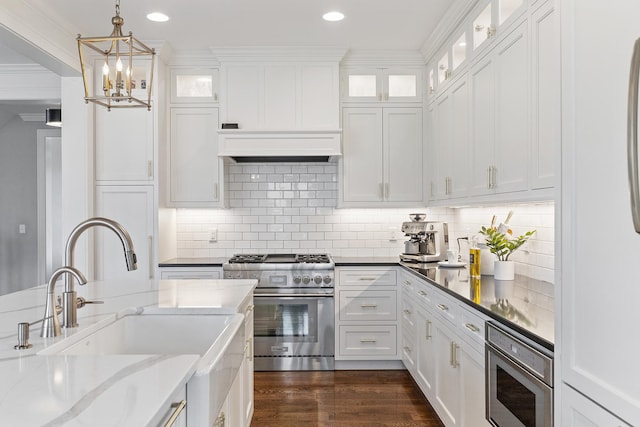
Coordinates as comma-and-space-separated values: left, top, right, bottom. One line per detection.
252, 370, 445, 427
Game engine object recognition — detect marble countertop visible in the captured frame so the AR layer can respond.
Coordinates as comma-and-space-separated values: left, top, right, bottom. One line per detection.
0, 278, 257, 426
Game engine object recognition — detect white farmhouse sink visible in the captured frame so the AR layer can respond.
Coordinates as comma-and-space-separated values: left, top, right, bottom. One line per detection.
39, 311, 246, 426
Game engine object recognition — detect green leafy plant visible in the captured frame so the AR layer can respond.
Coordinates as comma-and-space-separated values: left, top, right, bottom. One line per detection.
479, 226, 536, 261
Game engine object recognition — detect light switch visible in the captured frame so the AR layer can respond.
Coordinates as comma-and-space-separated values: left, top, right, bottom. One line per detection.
18, 224, 26, 234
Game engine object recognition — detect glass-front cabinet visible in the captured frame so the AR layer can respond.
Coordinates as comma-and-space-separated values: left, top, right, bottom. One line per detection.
471, 0, 526, 55
169, 68, 219, 103
342, 67, 423, 103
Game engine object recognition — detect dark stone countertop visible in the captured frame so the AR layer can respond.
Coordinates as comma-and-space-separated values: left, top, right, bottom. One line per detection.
158, 257, 228, 267
399, 262, 554, 351
333, 256, 401, 266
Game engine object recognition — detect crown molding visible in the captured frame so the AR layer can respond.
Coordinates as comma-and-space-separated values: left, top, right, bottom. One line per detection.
421, 0, 479, 63
210, 46, 348, 63
340, 49, 426, 67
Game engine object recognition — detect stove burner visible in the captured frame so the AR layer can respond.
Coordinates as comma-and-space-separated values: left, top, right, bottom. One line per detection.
228, 254, 267, 263
296, 254, 331, 264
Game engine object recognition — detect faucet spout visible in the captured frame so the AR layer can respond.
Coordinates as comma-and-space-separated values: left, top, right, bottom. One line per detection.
62, 217, 137, 328
41, 267, 87, 338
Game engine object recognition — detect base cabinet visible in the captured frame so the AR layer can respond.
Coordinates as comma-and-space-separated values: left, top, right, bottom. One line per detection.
561, 383, 631, 427
159, 267, 223, 280
154, 387, 187, 427
401, 269, 489, 427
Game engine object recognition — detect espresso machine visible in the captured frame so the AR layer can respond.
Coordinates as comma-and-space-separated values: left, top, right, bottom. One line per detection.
399, 215, 449, 263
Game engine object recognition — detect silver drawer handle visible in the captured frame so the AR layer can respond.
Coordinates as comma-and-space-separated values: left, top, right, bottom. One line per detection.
404, 346, 412, 353
360, 338, 377, 343
164, 400, 187, 427
403, 309, 411, 315
361, 303, 378, 308
417, 290, 427, 296
465, 323, 480, 333
437, 303, 449, 311
358, 277, 377, 281
403, 280, 412, 286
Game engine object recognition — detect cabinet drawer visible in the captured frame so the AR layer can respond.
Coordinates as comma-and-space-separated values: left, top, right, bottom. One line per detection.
413, 281, 435, 309
339, 325, 397, 356
401, 331, 416, 371
338, 269, 397, 287
160, 269, 221, 280
401, 297, 416, 332
339, 290, 397, 321
458, 305, 486, 348
432, 292, 458, 326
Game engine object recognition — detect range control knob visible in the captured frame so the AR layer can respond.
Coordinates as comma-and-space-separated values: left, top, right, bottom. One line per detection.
234, 272, 243, 279
323, 275, 332, 284
313, 275, 323, 284
302, 276, 311, 284
293, 275, 302, 284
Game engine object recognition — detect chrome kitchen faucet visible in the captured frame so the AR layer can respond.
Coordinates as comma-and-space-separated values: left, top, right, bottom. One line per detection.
61, 217, 137, 328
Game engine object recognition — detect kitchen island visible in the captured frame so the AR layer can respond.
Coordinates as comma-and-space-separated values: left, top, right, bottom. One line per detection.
0, 278, 256, 426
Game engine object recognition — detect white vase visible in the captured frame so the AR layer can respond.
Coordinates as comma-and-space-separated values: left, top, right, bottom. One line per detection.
494, 260, 515, 281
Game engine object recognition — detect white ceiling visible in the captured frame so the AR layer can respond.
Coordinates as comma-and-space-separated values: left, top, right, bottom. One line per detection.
20, 0, 455, 52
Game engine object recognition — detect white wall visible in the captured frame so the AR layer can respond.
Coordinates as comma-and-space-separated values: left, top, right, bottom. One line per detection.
173, 162, 555, 283
0, 113, 52, 294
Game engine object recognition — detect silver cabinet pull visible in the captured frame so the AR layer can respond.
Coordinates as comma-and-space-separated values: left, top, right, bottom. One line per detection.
487, 167, 492, 189
164, 400, 187, 427
491, 166, 497, 188
437, 303, 449, 312
450, 342, 459, 368
148, 160, 153, 178
360, 303, 378, 308
379, 183, 384, 199
417, 290, 427, 296
148, 236, 154, 279
384, 183, 389, 199
359, 277, 377, 281
360, 338, 377, 343
629, 38, 640, 233
403, 280, 412, 286
213, 182, 219, 200
465, 323, 480, 333
403, 309, 411, 315
404, 346, 412, 353
425, 320, 432, 340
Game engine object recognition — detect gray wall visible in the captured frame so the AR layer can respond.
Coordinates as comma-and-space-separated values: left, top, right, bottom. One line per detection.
0, 112, 47, 294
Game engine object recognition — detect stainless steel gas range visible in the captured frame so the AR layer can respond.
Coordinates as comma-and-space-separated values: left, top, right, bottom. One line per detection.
223, 253, 335, 371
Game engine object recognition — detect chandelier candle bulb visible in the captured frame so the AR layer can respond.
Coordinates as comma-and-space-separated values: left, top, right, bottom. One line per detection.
102, 62, 110, 93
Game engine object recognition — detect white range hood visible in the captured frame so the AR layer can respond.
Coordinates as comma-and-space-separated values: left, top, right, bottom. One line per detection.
217, 129, 342, 162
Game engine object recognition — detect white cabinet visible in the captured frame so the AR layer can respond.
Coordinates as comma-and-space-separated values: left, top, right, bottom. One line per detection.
241, 303, 254, 427
529, 0, 558, 190
169, 67, 219, 104
470, 0, 526, 57
341, 67, 423, 103
430, 75, 470, 200
469, 21, 528, 196
221, 61, 339, 129
159, 267, 222, 280
94, 185, 155, 281
399, 269, 489, 427
95, 107, 154, 183
341, 107, 423, 207
154, 387, 187, 427
168, 107, 224, 207
561, 384, 631, 427
336, 268, 400, 361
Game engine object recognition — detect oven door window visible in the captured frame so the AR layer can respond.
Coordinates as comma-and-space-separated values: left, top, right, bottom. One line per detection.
487, 347, 552, 427
254, 298, 318, 343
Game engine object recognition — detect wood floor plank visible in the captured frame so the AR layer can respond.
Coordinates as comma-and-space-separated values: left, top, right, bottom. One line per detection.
252, 370, 445, 427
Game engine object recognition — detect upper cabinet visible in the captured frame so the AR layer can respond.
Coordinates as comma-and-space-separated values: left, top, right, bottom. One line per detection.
471, 0, 526, 57
341, 67, 423, 104
169, 68, 219, 104
221, 61, 340, 129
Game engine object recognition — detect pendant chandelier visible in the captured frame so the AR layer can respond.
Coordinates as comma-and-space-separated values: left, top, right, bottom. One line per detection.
77, 0, 156, 111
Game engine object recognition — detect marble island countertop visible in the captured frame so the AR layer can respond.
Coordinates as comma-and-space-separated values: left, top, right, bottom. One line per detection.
0, 278, 257, 426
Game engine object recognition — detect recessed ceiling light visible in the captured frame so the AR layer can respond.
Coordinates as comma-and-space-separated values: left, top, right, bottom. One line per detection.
323, 11, 345, 22
147, 12, 169, 22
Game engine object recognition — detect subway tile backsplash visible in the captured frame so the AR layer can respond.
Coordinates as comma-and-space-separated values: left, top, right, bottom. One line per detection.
174, 163, 555, 284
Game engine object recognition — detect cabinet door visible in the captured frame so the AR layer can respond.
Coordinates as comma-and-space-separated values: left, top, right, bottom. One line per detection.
416, 307, 437, 400
342, 68, 382, 102
448, 77, 470, 198
341, 108, 384, 202
169, 107, 223, 206
224, 64, 260, 128
242, 304, 254, 427
384, 107, 423, 202
95, 107, 154, 182
458, 341, 491, 427
561, 383, 631, 427
529, 1, 558, 190
433, 92, 452, 200
94, 185, 154, 281
300, 64, 339, 128
493, 22, 528, 194
170, 68, 219, 104
433, 316, 460, 426
469, 54, 495, 195
384, 68, 423, 103
263, 64, 297, 129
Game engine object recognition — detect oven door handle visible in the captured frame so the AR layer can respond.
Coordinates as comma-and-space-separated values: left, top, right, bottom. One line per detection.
254, 293, 334, 298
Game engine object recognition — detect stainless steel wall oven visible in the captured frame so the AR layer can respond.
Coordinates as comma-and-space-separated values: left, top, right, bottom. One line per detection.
486, 322, 553, 427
